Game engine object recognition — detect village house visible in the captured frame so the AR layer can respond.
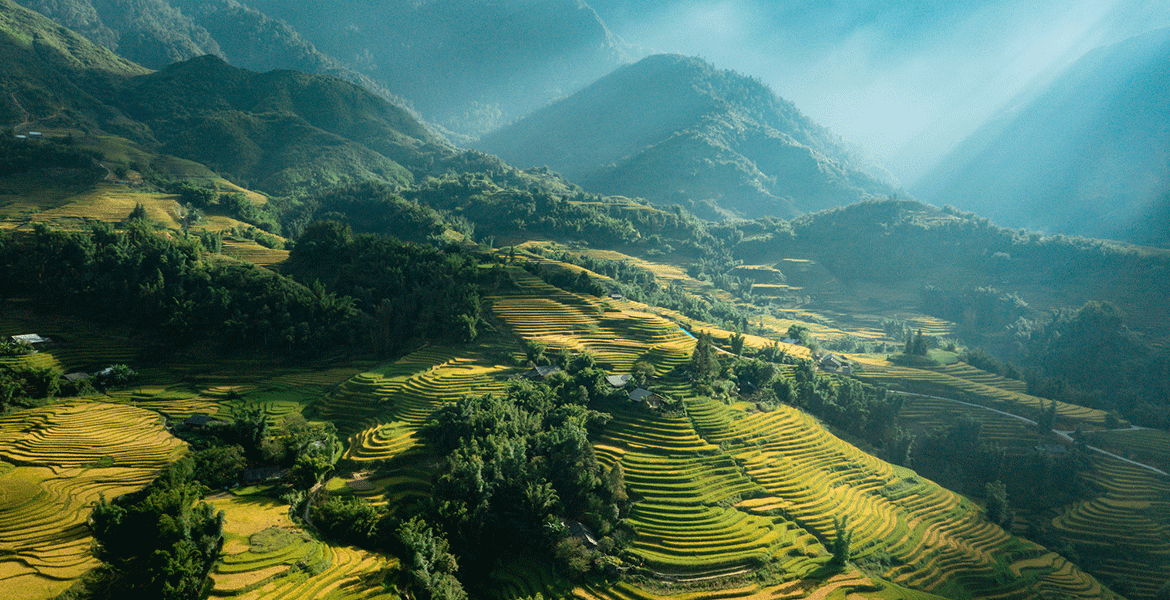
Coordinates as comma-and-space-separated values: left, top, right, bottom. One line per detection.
10, 333, 52, 350
524, 365, 561, 380
182, 414, 223, 429
63, 372, 90, 384
563, 519, 599, 548
605, 373, 632, 388
818, 353, 853, 376
629, 387, 664, 409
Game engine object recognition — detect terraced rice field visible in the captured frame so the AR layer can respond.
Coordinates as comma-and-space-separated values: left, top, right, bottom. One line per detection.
573, 569, 948, 600
0, 401, 186, 600
856, 361, 1111, 428
478, 263, 1119, 598
677, 396, 1114, 599
491, 269, 695, 374
318, 346, 509, 462
898, 396, 1044, 449
490, 554, 571, 600
594, 401, 824, 579
1086, 428, 1170, 473
106, 386, 222, 418
0, 185, 186, 230
1050, 455, 1170, 598
1, 315, 141, 374
209, 495, 397, 600
221, 239, 290, 268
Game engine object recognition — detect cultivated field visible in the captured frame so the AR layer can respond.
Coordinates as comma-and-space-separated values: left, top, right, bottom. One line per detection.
0, 401, 186, 600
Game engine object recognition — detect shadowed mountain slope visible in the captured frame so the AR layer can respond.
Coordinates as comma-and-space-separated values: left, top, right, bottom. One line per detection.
914, 27, 1170, 247
477, 54, 896, 220
0, 0, 453, 194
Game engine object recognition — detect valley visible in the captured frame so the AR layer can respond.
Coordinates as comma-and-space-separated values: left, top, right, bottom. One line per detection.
2, 1, 1169, 599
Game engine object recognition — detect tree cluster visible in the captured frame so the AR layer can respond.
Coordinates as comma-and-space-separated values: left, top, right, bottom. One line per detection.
423, 373, 630, 581
910, 415, 1091, 512
0, 223, 363, 354
284, 220, 505, 352
88, 459, 224, 600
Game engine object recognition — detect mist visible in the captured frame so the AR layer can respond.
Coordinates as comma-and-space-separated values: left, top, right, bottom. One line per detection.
596, 0, 1170, 184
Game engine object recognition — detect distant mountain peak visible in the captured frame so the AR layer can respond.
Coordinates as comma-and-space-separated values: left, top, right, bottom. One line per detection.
477, 53, 895, 220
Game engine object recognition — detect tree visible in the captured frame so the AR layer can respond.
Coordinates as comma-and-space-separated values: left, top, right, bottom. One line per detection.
396, 516, 466, 600
729, 331, 745, 355
984, 480, 1013, 529
904, 329, 928, 356
127, 203, 148, 222
232, 404, 269, 461
190, 445, 246, 490
102, 364, 137, 387
1037, 399, 1057, 432
689, 331, 719, 383
830, 515, 851, 567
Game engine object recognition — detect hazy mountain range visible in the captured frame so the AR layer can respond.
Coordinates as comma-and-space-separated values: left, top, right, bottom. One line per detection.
9, 0, 1170, 245
915, 25, 1170, 247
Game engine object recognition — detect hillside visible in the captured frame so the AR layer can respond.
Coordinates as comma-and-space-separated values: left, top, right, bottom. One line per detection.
477, 54, 897, 220
3, 4, 1170, 600
96, 55, 451, 192
914, 26, 1170, 247
0, 0, 459, 195
13, 0, 423, 117
236, 0, 630, 139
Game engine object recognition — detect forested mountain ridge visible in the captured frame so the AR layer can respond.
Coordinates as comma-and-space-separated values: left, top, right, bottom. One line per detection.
243, 0, 630, 139
914, 26, 1170, 247
14, 0, 634, 140
96, 55, 450, 192
12, 0, 424, 119
477, 54, 897, 220
0, 0, 456, 195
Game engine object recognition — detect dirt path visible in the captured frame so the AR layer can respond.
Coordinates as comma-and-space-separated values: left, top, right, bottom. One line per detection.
891, 391, 1169, 478
10, 92, 29, 130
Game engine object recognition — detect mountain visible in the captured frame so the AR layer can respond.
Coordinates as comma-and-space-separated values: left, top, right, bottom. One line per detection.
16, 0, 630, 140
97, 55, 453, 193
914, 26, 1170, 247
477, 54, 896, 220
0, 0, 453, 194
13, 0, 423, 119
233, 0, 631, 139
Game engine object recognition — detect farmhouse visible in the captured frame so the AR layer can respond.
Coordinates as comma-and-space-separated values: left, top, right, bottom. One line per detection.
11, 333, 52, 348
608, 292, 624, 301
1035, 444, 1070, 456
525, 365, 561, 380
629, 387, 663, 409
242, 466, 288, 483
605, 373, 632, 388
63, 372, 90, 383
563, 519, 599, 548
818, 353, 853, 375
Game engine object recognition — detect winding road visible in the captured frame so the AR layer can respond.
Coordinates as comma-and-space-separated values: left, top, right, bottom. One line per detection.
891, 391, 1168, 478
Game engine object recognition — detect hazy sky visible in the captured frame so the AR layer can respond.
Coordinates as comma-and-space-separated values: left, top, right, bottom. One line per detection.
599, 0, 1170, 184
